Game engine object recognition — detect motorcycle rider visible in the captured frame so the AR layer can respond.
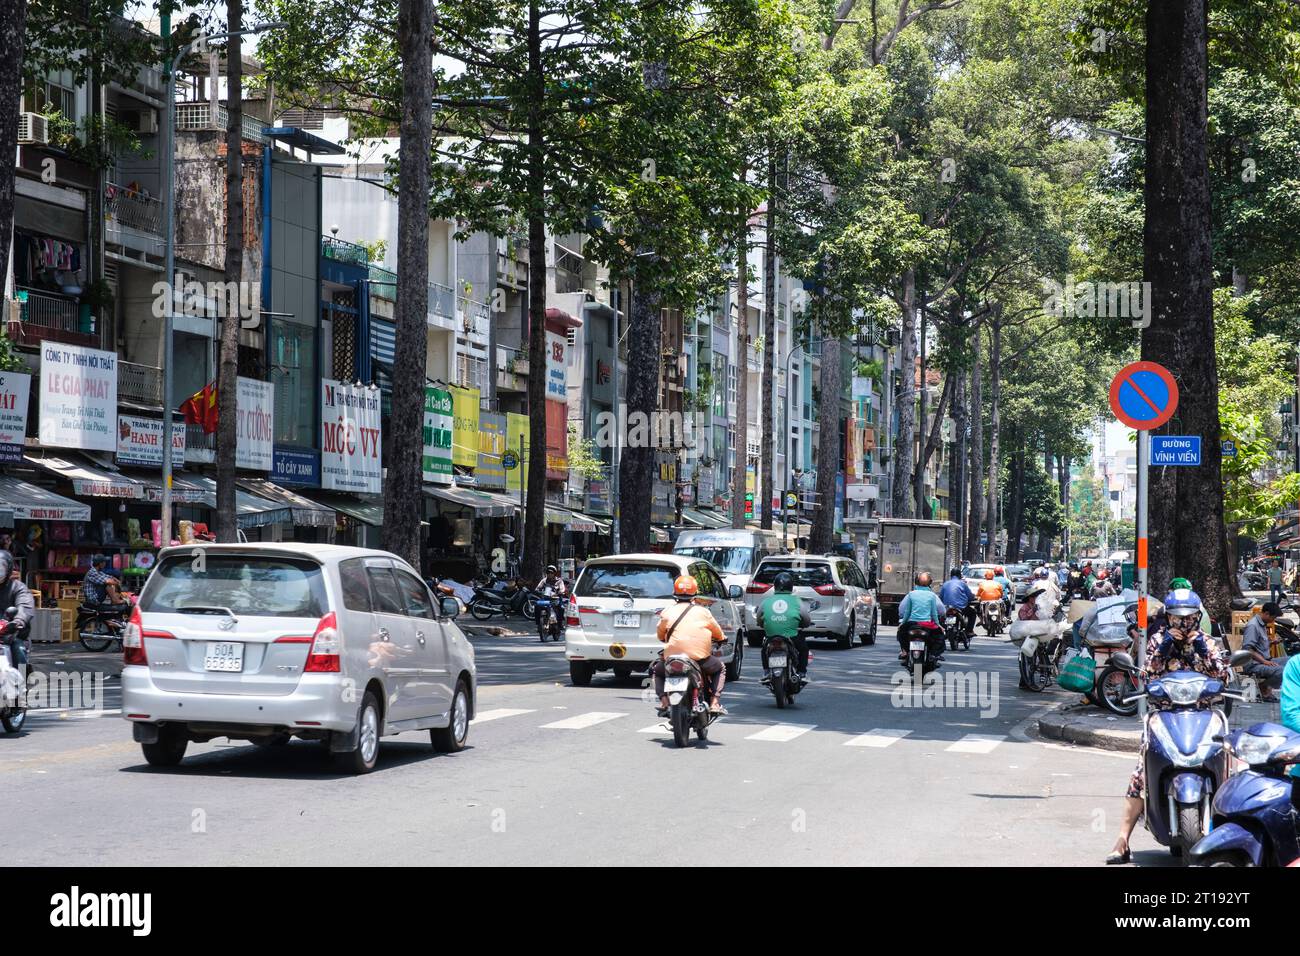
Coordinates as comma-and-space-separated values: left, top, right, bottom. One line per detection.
994, 565, 1014, 618
897, 571, 947, 664
1065, 562, 1088, 599
976, 569, 1005, 630
653, 575, 726, 716
1090, 568, 1116, 599
534, 564, 568, 636
756, 571, 811, 682
1106, 588, 1228, 864
0, 550, 34, 671
940, 567, 977, 637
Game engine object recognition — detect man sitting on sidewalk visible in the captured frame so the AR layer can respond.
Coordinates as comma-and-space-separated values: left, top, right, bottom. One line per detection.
1241, 603, 1289, 701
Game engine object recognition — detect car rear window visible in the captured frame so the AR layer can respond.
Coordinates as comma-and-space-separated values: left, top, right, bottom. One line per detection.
141, 554, 327, 618
576, 564, 679, 599
753, 561, 832, 587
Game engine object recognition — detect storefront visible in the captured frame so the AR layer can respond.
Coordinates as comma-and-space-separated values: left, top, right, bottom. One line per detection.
424, 484, 520, 580
0, 473, 91, 604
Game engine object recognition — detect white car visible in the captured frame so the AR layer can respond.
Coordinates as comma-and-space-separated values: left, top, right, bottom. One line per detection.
672, 528, 784, 629
744, 555, 876, 649
121, 543, 476, 774
564, 553, 746, 686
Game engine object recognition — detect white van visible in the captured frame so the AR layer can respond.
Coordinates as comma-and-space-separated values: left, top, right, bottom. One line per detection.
673, 528, 784, 627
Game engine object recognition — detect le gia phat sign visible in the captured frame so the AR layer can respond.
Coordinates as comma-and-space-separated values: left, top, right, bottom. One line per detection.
117, 415, 186, 467
0, 371, 31, 462
321, 379, 382, 494
236, 377, 274, 472
39, 344, 117, 451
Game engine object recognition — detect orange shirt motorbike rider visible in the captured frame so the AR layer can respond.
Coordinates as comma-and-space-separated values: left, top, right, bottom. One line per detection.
976, 580, 1004, 601
657, 601, 725, 660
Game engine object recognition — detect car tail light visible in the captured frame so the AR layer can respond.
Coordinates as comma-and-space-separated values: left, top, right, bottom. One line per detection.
123, 604, 172, 666
814, 583, 845, 596
746, 582, 771, 594
305, 612, 341, 673
667, 658, 687, 675
566, 594, 580, 627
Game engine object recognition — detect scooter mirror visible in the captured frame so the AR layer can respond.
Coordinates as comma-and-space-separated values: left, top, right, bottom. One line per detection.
1229, 649, 1254, 669
1110, 651, 1135, 670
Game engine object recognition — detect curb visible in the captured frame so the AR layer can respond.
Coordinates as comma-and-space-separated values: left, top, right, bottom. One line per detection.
1035, 706, 1141, 753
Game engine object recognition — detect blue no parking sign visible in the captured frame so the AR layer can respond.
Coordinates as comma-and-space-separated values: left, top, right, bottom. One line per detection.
1108, 361, 1179, 431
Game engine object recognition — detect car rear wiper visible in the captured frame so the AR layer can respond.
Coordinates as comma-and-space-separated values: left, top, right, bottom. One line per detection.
177, 605, 239, 621
594, 586, 635, 599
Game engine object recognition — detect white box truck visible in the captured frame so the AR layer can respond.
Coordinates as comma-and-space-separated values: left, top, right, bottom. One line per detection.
877, 518, 961, 626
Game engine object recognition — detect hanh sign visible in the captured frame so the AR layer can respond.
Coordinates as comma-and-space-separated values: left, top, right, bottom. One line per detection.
38, 343, 117, 451
1151, 435, 1201, 466
117, 415, 186, 468
0, 370, 31, 462
1109, 360, 1179, 430
235, 377, 274, 471
321, 379, 383, 494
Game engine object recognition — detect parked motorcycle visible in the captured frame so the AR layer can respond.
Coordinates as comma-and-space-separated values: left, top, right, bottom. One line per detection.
761, 633, 804, 708
1013, 602, 1071, 692
77, 599, 132, 652
534, 594, 564, 643
943, 606, 971, 652
897, 621, 943, 678
1128, 669, 1235, 861
980, 599, 1005, 637
662, 652, 723, 746
0, 607, 28, 734
1270, 604, 1300, 656
1189, 719, 1300, 868
467, 578, 537, 621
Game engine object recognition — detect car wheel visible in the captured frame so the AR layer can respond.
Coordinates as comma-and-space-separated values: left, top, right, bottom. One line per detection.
612, 665, 632, 681
142, 725, 188, 768
431, 680, 470, 753
726, 632, 743, 682
569, 661, 595, 687
746, 630, 763, 648
837, 613, 854, 649
337, 691, 381, 775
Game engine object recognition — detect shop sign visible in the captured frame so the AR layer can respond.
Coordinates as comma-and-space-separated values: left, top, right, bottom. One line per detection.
0, 371, 31, 462
272, 446, 320, 487
236, 377, 274, 471
117, 415, 186, 468
422, 386, 454, 485
321, 379, 383, 494
38, 344, 116, 451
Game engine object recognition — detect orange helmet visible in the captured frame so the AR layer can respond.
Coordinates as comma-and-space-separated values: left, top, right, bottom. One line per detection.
984, 569, 995, 579
673, 575, 699, 600
1097, 568, 1109, 580
995, 566, 1005, 575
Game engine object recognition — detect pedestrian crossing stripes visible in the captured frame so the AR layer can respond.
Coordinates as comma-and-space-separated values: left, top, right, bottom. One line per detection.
745, 723, 816, 742
844, 728, 912, 748
945, 734, 1007, 754
472, 708, 537, 724
540, 711, 626, 730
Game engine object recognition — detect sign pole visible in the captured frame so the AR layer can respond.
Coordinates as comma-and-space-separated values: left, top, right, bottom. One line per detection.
1136, 427, 1149, 719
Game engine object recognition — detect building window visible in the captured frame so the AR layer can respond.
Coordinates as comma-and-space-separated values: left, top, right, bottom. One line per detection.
727, 362, 737, 412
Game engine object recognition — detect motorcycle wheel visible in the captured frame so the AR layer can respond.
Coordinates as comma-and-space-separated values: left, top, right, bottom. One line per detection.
80, 620, 114, 652
772, 673, 787, 709
1097, 665, 1139, 716
1019, 650, 1048, 693
1, 707, 27, 734
469, 599, 495, 622
670, 702, 691, 747
521, 597, 537, 619
1176, 804, 1202, 863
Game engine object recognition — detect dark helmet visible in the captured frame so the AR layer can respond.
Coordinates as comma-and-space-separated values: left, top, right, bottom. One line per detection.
914, 571, 933, 588
773, 572, 795, 593
949, 567, 963, 578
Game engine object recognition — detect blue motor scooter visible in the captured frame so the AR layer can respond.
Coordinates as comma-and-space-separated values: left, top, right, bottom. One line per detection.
1189, 721, 1300, 867
1128, 670, 1233, 860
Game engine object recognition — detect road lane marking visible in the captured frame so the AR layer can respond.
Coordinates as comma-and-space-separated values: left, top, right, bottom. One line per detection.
845, 728, 912, 748
946, 733, 1006, 754
745, 723, 815, 742
471, 708, 536, 723
540, 711, 626, 730
638, 723, 668, 733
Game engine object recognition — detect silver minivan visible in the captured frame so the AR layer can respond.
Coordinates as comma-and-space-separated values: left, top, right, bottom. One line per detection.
121, 544, 476, 774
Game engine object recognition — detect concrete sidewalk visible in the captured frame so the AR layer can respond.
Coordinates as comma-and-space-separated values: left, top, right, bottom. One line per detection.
1035, 695, 1285, 753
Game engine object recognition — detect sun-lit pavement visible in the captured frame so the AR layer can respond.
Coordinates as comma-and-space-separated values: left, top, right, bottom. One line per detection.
5, 624, 1177, 866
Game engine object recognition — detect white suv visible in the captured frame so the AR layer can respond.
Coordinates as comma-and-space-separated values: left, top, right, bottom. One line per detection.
744, 555, 876, 649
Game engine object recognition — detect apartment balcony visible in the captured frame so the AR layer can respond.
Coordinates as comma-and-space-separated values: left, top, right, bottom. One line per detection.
321, 235, 370, 267
429, 282, 456, 321
9, 288, 97, 349
174, 102, 268, 143
106, 182, 161, 234
497, 346, 528, 392
368, 265, 397, 300
459, 297, 490, 336
185, 423, 216, 464
456, 353, 489, 393
119, 360, 163, 407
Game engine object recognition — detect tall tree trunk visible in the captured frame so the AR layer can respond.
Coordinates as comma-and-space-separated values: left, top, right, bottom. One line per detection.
966, 323, 984, 561
951, 367, 967, 539
913, 308, 928, 517
891, 269, 916, 516
759, 150, 777, 530
1037, 448, 1053, 554
0, 0, 27, 293
619, 281, 662, 550
382, 0, 434, 569
983, 312, 1001, 561
731, 219, 749, 529
1007, 448, 1025, 562
810, 330, 839, 552
522, 0, 547, 580
1143, 0, 1230, 618
215, 0, 244, 542
1058, 453, 1070, 559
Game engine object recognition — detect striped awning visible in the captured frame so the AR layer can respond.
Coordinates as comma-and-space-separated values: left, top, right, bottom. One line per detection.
0, 475, 90, 521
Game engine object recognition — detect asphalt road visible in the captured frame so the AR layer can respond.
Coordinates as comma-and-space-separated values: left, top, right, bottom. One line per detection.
4, 624, 1179, 866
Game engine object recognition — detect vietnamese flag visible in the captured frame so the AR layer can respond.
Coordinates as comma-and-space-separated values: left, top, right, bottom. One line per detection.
180, 381, 218, 435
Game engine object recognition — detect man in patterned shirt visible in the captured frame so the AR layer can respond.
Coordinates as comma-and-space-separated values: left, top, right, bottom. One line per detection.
83, 556, 125, 606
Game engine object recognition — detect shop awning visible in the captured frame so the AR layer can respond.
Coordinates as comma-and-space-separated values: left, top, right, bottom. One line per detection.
425, 484, 518, 517
311, 493, 384, 527
682, 508, 730, 529
237, 479, 337, 527
651, 525, 671, 543
186, 477, 295, 529
0, 475, 91, 521
128, 471, 215, 506
24, 453, 150, 499
0, 508, 12, 528
548, 506, 609, 534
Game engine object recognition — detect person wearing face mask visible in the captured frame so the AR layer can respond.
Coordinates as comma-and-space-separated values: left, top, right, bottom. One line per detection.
1106, 588, 1227, 864
0, 551, 34, 672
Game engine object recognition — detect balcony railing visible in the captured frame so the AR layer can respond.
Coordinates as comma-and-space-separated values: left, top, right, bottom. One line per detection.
105, 181, 162, 234
368, 265, 397, 299
429, 281, 455, 320
174, 102, 268, 143
10, 289, 96, 348
456, 354, 489, 393
321, 235, 369, 267
184, 423, 216, 462
119, 361, 164, 406
497, 346, 527, 391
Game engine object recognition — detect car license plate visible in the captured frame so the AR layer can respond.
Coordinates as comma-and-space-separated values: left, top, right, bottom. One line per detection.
665, 677, 689, 691
614, 612, 639, 628
204, 641, 244, 673
768, 653, 788, 668
909, 640, 925, 652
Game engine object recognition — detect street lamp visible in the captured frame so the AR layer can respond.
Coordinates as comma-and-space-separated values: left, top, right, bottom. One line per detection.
160, 22, 286, 540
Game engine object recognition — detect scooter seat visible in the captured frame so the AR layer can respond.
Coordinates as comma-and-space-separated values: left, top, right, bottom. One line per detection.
1230, 597, 1256, 611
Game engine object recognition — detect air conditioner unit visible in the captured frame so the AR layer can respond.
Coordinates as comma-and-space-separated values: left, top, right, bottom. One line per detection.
18, 112, 48, 145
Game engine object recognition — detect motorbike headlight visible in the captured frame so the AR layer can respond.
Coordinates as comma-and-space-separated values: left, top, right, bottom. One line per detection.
1232, 732, 1287, 766
1164, 679, 1204, 706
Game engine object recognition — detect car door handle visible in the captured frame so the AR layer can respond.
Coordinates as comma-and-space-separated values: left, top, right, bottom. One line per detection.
416, 631, 426, 645
378, 627, 390, 641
